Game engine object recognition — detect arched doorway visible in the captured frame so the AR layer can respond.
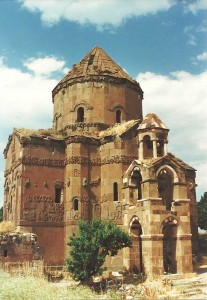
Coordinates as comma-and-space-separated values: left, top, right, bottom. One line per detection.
130, 218, 143, 273
162, 220, 178, 274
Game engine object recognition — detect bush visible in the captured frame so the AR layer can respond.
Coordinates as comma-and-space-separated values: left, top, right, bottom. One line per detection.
197, 192, 207, 231
0, 221, 16, 233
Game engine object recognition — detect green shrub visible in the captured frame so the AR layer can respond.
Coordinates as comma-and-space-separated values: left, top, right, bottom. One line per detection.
67, 219, 131, 282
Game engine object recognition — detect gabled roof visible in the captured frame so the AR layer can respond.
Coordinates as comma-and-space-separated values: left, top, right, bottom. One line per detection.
52, 46, 142, 96
152, 153, 196, 171
138, 113, 168, 131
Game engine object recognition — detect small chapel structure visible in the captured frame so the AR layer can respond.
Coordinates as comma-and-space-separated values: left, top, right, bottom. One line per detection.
2, 46, 198, 275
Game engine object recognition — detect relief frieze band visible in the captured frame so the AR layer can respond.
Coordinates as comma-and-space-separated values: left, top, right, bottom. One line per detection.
22, 156, 65, 167
5, 154, 137, 176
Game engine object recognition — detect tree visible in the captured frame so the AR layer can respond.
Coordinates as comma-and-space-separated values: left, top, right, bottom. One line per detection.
0, 207, 3, 222
197, 192, 207, 230
66, 219, 132, 282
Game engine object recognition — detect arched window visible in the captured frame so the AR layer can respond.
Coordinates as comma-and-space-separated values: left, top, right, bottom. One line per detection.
113, 182, 118, 201
73, 198, 79, 211
116, 109, 122, 123
77, 107, 84, 122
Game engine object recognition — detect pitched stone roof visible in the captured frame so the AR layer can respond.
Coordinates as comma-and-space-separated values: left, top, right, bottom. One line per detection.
152, 153, 196, 171
52, 46, 142, 96
138, 113, 168, 131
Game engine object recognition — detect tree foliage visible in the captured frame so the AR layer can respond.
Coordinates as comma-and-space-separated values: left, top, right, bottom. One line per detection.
66, 219, 132, 281
197, 192, 207, 230
0, 207, 3, 222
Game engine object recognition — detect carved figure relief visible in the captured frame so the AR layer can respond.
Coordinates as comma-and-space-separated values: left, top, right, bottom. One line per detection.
23, 195, 64, 222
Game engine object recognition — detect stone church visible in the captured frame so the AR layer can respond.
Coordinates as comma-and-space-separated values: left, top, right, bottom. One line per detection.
3, 46, 198, 275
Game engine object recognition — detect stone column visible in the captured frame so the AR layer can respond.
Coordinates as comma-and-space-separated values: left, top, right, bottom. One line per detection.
164, 142, 168, 156
139, 141, 143, 160
176, 234, 193, 274
141, 234, 164, 276
152, 140, 158, 158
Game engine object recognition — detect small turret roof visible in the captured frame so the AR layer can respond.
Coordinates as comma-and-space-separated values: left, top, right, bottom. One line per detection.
53, 46, 141, 96
138, 113, 168, 130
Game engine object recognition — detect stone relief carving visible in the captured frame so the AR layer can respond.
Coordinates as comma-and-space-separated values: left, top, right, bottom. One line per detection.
22, 156, 65, 167
23, 195, 64, 222
5, 155, 137, 178
89, 177, 101, 187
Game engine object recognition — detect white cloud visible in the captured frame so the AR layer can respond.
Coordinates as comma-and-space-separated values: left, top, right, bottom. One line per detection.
24, 56, 68, 77
187, 0, 207, 13
0, 57, 66, 206
196, 51, 207, 61
0, 58, 65, 133
136, 70, 207, 200
19, 0, 176, 29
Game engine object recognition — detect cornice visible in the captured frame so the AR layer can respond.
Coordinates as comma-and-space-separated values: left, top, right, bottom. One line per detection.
52, 75, 143, 101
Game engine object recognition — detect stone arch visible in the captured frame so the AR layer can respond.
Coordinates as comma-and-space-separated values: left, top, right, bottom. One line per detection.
156, 166, 178, 210
129, 216, 143, 273
156, 165, 179, 183
108, 104, 126, 122
161, 216, 178, 274
70, 101, 93, 112
129, 167, 142, 200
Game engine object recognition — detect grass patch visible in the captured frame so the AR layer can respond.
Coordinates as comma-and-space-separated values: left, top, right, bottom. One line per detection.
0, 270, 98, 300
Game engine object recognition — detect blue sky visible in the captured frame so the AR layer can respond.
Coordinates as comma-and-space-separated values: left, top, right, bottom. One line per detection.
0, 0, 207, 206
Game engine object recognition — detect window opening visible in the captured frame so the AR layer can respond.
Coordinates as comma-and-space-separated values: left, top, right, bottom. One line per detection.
113, 182, 118, 201
88, 54, 95, 66
158, 169, 173, 210
77, 107, 84, 122
143, 135, 153, 158
157, 140, 164, 157
4, 250, 8, 257
131, 170, 142, 200
55, 187, 61, 203
116, 109, 122, 123
73, 198, 79, 211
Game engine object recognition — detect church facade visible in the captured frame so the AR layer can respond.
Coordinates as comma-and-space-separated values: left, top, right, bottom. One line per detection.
3, 47, 198, 275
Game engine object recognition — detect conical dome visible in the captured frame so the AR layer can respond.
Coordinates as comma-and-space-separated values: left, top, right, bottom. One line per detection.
139, 113, 168, 130
52, 46, 143, 130
52, 46, 141, 97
